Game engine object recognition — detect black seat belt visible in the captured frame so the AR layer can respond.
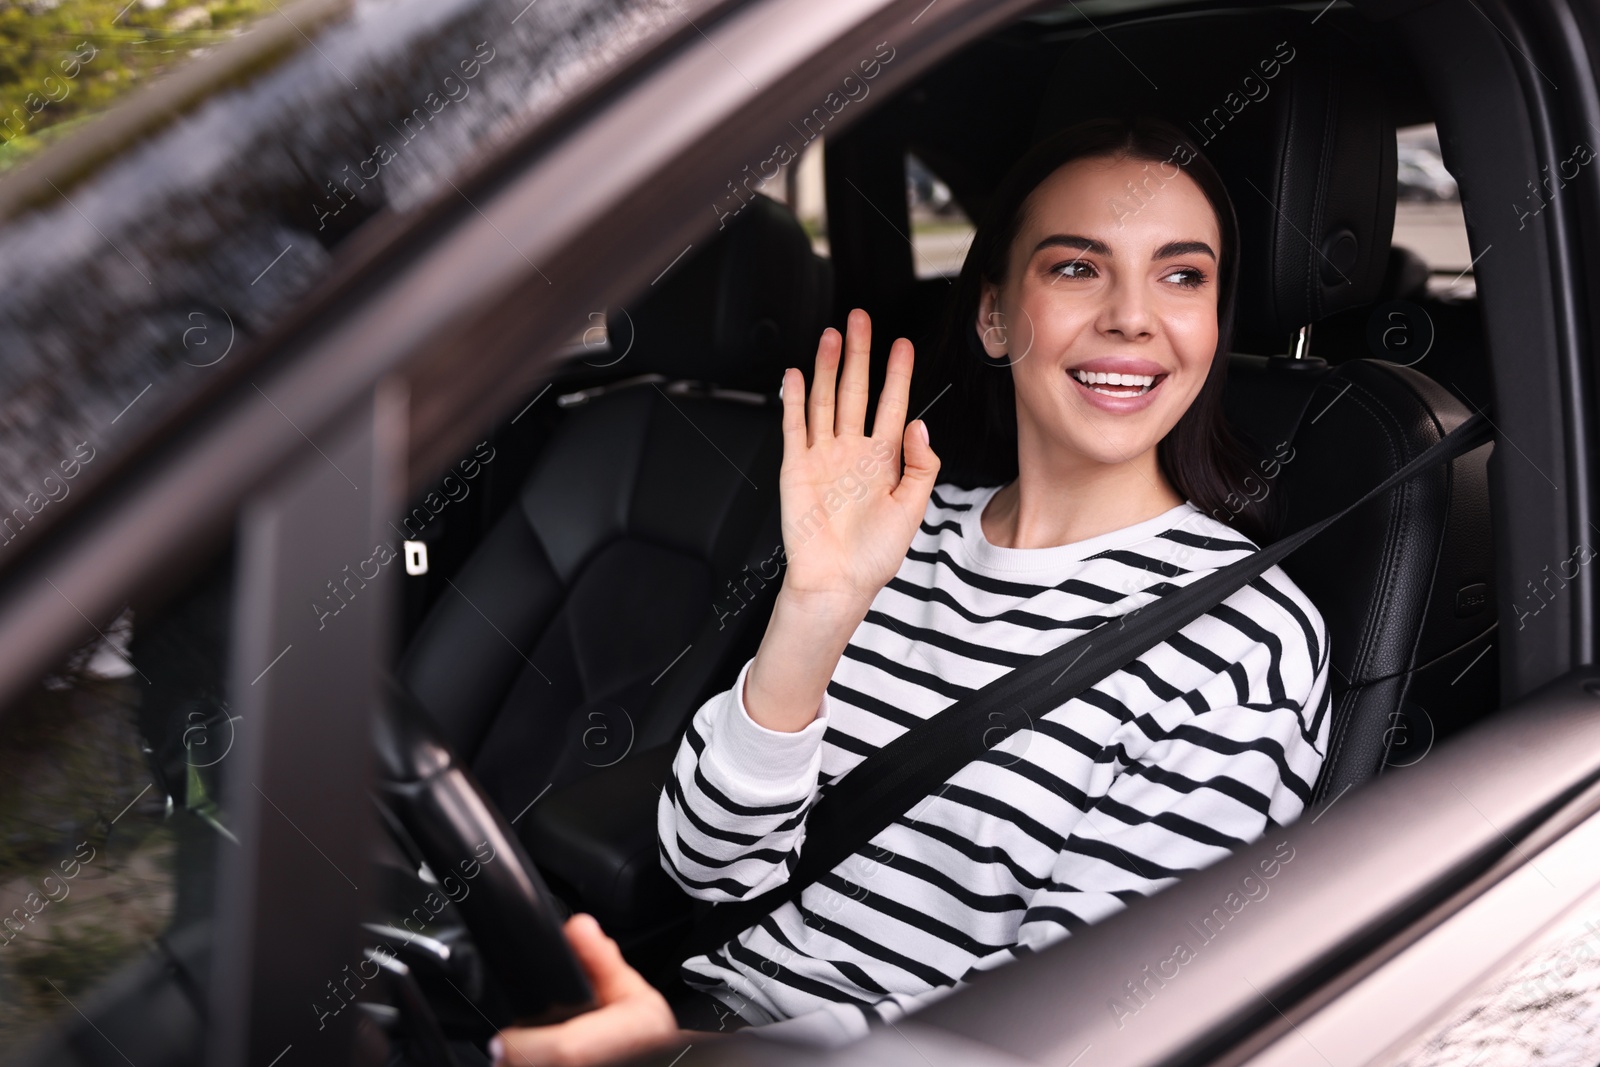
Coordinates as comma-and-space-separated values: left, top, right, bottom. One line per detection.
682, 412, 1493, 958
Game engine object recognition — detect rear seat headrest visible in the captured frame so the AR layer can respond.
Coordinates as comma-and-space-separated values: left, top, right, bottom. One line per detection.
1032, 8, 1396, 350
605, 193, 832, 392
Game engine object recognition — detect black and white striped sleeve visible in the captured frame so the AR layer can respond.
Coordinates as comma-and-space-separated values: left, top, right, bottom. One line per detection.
657, 655, 833, 902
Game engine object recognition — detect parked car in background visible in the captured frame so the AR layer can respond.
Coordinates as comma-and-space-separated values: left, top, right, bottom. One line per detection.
1397, 124, 1461, 201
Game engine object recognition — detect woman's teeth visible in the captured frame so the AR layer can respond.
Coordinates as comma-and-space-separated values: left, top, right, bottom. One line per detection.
1071, 369, 1157, 396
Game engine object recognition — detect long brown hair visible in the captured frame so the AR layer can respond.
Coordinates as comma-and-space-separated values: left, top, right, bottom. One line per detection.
913, 114, 1276, 544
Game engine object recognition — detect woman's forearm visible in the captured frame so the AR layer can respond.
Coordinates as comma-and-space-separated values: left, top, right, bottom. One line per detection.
742, 587, 867, 733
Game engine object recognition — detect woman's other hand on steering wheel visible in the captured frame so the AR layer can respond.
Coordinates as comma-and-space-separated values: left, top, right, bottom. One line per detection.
490, 914, 682, 1067
777, 307, 941, 620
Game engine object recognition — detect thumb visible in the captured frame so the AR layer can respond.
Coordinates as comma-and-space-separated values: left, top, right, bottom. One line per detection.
563, 913, 649, 1006
891, 419, 940, 508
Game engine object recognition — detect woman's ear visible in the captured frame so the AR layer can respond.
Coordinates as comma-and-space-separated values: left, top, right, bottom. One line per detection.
975, 282, 1008, 360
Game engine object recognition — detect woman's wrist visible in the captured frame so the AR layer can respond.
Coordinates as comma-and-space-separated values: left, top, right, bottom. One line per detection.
742, 587, 865, 732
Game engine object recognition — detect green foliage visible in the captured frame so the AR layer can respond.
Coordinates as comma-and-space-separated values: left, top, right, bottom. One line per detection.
0, 0, 276, 169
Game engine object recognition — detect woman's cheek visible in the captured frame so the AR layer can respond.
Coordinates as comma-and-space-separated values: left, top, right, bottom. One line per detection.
1169, 309, 1219, 360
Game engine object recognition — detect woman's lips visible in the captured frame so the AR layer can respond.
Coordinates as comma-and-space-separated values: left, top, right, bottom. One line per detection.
1068, 369, 1167, 413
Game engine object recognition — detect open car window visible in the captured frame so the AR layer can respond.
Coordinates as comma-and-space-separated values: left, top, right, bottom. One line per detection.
0, 550, 233, 1064
906, 151, 972, 279
1393, 122, 1473, 292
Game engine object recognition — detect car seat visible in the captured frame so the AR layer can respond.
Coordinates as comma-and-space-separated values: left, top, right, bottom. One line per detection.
396, 194, 832, 828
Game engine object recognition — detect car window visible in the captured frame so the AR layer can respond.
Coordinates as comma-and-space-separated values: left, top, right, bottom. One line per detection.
0, 0, 703, 563
761, 136, 829, 258
0, 549, 233, 1063
907, 150, 973, 278
1393, 123, 1474, 292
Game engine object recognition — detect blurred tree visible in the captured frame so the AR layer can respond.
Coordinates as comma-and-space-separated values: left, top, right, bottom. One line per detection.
0, 0, 275, 170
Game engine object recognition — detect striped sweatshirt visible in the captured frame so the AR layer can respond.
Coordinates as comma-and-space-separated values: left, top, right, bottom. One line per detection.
657, 483, 1332, 1045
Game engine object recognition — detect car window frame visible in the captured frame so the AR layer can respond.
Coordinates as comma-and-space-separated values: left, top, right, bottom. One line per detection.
0, 0, 1042, 1059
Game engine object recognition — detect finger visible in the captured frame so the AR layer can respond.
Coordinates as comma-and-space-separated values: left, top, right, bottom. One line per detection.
870, 336, 914, 444
890, 419, 941, 513
779, 366, 805, 460
492, 1027, 552, 1067
496, 1004, 675, 1067
807, 325, 841, 445
564, 913, 652, 1005
835, 307, 871, 437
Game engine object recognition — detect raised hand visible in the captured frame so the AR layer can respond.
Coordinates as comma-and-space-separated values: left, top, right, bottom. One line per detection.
742, 309, 940, 733
777, 307, 941, 618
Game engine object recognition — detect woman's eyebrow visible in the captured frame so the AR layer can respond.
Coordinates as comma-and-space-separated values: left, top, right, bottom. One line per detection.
1033, 233, 1108, 257
1031, 234, 1217, 261
1154, 239, 1217, 261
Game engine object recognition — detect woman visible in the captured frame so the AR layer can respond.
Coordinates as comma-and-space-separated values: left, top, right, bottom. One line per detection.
494, 114, 1331, 1065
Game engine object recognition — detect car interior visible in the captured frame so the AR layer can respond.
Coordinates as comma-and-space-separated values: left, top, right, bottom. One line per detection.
382, 0, 1500, 1007
0, 1, 1523, 1064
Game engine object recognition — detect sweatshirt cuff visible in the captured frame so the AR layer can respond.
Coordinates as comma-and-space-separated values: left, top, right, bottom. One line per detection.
702, 656, 830, 802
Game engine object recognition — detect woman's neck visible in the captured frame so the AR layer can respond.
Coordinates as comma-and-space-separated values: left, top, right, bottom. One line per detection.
981, 444, 1184, 551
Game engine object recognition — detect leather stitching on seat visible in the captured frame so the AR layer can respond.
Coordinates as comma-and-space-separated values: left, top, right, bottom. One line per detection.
1330, 382, 1407, 682
1318, 686, 1360, 801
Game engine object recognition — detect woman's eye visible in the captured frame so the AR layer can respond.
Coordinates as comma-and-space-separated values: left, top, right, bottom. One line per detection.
1052, 258, 1096, 280
1161, 267, 1207, 288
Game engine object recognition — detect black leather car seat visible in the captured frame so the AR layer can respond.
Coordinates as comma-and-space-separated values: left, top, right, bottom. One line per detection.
397, 193, 831, 829
1033, 7, 1497, 802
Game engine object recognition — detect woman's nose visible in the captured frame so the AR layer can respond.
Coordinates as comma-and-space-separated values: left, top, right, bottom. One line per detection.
1096, 275, 1156, 341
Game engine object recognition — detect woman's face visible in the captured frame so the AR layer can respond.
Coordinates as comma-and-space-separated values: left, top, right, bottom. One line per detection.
977, 153, 1222, 473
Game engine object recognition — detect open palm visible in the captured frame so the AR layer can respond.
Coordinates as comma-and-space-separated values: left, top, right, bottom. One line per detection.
777, 307, 941, 619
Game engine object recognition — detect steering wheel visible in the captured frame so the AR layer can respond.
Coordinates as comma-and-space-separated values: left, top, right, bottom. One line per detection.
373, 671, 594, 1025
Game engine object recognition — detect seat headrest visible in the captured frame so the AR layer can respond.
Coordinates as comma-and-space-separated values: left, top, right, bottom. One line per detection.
1032, 8, 1396, 350
605, 193, 831, 392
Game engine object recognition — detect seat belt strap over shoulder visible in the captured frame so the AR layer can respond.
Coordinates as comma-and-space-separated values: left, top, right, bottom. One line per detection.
682, 412, 1493, 958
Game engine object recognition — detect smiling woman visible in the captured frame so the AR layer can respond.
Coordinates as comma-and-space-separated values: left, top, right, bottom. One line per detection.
491, 114, 1332, 1061
640, 113, 1329, 1044
929, 115, 1275, 546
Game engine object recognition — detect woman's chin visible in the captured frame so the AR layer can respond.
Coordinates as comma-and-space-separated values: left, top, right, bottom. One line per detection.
1050, 425, 1166, 469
